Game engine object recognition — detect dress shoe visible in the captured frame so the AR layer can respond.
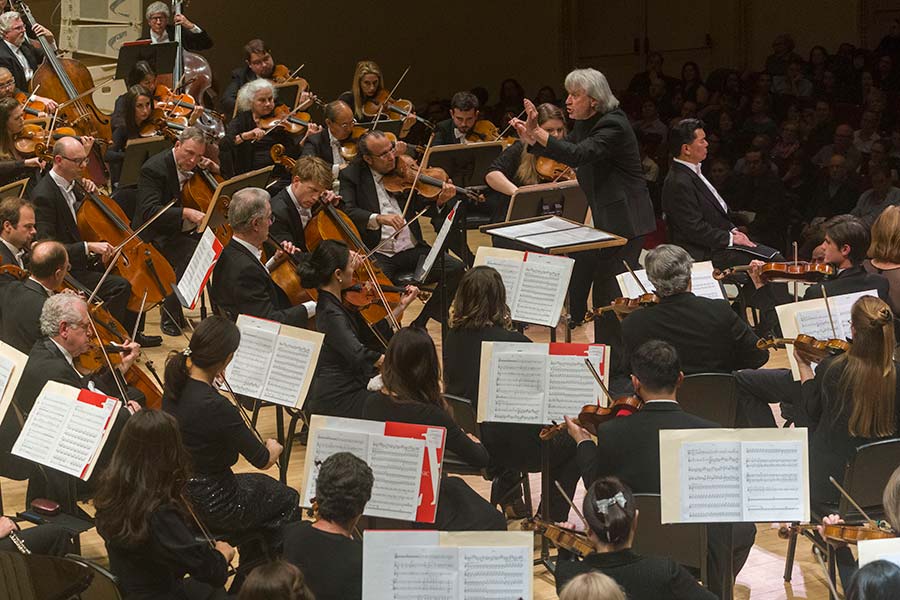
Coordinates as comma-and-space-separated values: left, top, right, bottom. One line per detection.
135, 333, 162, 348
160, 319, 183, 337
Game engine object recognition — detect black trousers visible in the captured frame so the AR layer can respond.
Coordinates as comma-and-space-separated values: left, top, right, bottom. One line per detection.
0, 523, 74, 556
154, 233, 200, 326
374, 244, 464, 325
706, 522, 757, 599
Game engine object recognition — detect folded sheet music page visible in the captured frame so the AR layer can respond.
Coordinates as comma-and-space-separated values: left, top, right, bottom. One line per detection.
175, 228, 223, 309
362, 530, 532, 600
0, 341, 27, 426
660, 428, 809, 523
12, 381, 120, 480
859, 538, 900, 569
225, 315, 323, 408
616, 261, 725, 300
775, 289, 875, 380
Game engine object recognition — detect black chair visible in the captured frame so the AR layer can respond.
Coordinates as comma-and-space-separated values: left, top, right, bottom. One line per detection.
783, 438, 900, 598
676, 373, 738, 427
632, 494, 709, 589
64, 554, 123, 599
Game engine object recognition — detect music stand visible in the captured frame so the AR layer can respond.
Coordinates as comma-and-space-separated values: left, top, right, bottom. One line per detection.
0, 178, 29, 198
115, 41, 178, 79
199, 166, 275, 233
119, 136, 173, 188
505, 179, 589, 223
422, 141, 503, 187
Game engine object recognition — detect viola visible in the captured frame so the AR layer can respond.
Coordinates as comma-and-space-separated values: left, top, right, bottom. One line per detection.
14, 123, 78, 156
540, 395, 644, 441
522, 518, 595, 557
181, 168, 231, 245
535, 156, 575, 182
362, 89, 433, 129
583, 293, 660, 321
343, 282, 431, 309
257, 105, 314, 136
756, 334, 850, 362
382, 154, 485, 203
713, 261, 834, 283
139, 110, 189, 138
783, 522, 895, 544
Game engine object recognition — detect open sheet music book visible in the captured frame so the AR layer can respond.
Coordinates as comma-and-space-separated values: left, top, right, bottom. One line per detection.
775, 289, 875, 380
477, 341, 609, 425
487, 215, 617, 250
616, 261, 725, 300
363, 530, 532, 600
0, 342, 27, 426
223, 314, 324, 408
175, 228, 223, 309
474, 246, 573, 327
12, 381, 121, 481
659, 428, 810, 523
301, 415, 446, 523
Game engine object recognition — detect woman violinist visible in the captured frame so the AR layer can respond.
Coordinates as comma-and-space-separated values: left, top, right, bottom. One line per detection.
111, 61, 157, 131
297, 239, 417, 419
338, 60, 416, 136
221, 78, 317, 195
0, 96, 44, 191
94, 409, 234, 600
105, 84, 155, 189
162, 316, 299, 585
485, 102, 568, 222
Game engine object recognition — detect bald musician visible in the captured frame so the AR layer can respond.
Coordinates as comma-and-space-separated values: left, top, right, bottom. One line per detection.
302, 100, 355, 179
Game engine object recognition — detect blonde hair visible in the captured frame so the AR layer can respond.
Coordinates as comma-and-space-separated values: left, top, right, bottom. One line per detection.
868, 205, 900, 263
350, 60, 383, 120
559, 572, 626, 600
516, 103, 568, 186
292, 155, 332, 190
884, 465, 900, 532
829, 296, 897, 438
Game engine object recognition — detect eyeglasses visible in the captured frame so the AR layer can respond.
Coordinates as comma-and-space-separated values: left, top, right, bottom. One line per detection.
0, 80, 14, 89
60, 155, 89, 166
373, 142, 397, 159
148, 15, 167, 21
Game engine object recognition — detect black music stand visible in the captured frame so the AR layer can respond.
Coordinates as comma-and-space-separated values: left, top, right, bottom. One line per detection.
200, 166, 275, 233
422, 141, 504, 187
115, 41, 178, 79
119, 136, 173, 187
505, 179, 589, 223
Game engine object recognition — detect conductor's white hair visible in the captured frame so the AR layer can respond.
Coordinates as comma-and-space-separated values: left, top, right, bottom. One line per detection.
564, 68, 620, 114
145, 2, 170, 20
236, 79, 275, 112
39, 294, 86, 338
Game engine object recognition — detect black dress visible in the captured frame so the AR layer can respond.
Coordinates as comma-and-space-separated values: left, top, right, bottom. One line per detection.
103, 503, 229, 600
282, 520, 362, 600
362, 393, 506, 531
163, 379, 301, 560
220, 110, 299, 194
307, 290, 387, 418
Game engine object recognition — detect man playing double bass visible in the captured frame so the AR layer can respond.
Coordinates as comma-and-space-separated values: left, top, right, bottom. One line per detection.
142, 1, 212, 51
0, 10, 56, 93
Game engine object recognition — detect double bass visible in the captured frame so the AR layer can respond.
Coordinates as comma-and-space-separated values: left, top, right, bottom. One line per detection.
171, 0, 213, 105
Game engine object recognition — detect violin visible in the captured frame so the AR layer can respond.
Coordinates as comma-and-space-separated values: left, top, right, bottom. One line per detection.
713, 261, 834, 283
139, 109, 189, 138
181, 168, 231, 245
756, 334, 851, 362
362, 89, 433, 129
583, 293, 660, 321
540, 395, 644, 441
535, 156, 576, 182
154, 84, 225, 139
382, 154, 485, 203
522, 518, 595, 557
343, 282, 431, 309
257, 105, 314, 136
15, 90, 48, 119
465, 120, 515, 146
271, 64, 305, 85
782, 522, 895, 544
14, 123, 78, 157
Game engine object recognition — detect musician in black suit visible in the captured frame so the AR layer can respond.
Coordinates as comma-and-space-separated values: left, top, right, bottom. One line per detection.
301, 100, 354, 178
0, 240, 68, 354
510, 69, 656, 348
142, 1, 212, 51
0, 10, 54, 92
566, 340, 756, 599
621, 245, 769, 378
31, 137, 160, 346
432, 91, 480, 146
0, 196, 34, 269
210, 187, 310, 327
134, 127, 215, 336
339, 130, 464, 328
220, 39, 277, 119
662, 119, 778, 267
269, 155, 340, 251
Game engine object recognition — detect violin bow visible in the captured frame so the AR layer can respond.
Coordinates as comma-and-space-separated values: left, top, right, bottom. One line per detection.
85, 310, 132, 410
364, 207, 429, 260
371, 66, 410, 132
829, 476, 877, 525
494, 108, 526, 142
821, 288, 839, 340
55, 75, 115, 111
583, 358, 612, 408
622, 260, 649, 294
401, 132, 436, 218
86, 246, 123, 305
793, 242, 799, 303
219, 375, 282, 473
554, 480, 592, 534
132, 291, 148, 341
181, 493, 237, 576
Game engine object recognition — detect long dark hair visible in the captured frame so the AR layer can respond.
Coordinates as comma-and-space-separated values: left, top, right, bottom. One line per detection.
381, 327, 446, 411
163, 315, 240, 403
237, 560, 315, 600
0, 96, 20, 158
583, 477, 636, 546
448, 266, 512, 330
124, 84, 153, 137
846, 560, 900, 600
94, 410, 192, 547
296, 239, 349, 289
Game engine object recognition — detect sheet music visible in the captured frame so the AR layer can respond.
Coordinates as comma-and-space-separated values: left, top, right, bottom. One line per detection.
742, 441, 805, 521
224, 317, 279, 398
175, 228, 220, 309
793, 289, 873, 341
679, 441, 743, 522
302, 428, 370, 506
0, 354, 14, 403
859, 538, 900, 568
486, 344, 546, 424
482, 256, 522, 307
546, 346, 606, 422
488, 216, 575, 240
460, 546, 531, 600
260, 335, 315, 407
389, 547, 459, 599
366, 436, 425, 520
416, 202, 458, 282
511, 253, 573, 327
617, 262, 724, 300
522, 226, 615, 248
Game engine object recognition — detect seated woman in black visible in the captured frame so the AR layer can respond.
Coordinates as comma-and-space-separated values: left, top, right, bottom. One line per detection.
297, 239, 418, 418
0, 97, 44, 192
364, 326, 506, 531
443, 265, 579, 520
283, 452, 372, 600
796, 295, 900, 510
106, 84, 155, 190
94, 409, 234, 600
112, 60, 157, 130
555, 476, 716, 600
162, 316, 300, 580
237, 560, 314, 600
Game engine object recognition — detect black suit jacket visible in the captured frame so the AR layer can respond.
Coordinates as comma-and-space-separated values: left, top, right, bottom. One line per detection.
662, 162, 735, 261
139, 25, 213, 51
301, 129, 339, 167
0, 278, 49, 354
576, 401, 717, 491
432, 119, 459, 146
0, 40, 43, 92
531, 108, 656, 239
269, 187, 309, 251
338, 159, 425, 249
622, 292, 769, 375
134, 150, 185, 243
0, 240, 21, 267
31, 174, 90, 271
209, 239, 307, 327
220, 65, 256, 118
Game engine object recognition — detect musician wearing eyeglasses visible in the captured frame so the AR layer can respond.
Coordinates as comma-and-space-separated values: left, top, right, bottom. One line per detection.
0, 66, 57, 113
0, 10, 55, 93
301, 100, 355, 178
142, 1, 213, 51
220, 38, 277, 119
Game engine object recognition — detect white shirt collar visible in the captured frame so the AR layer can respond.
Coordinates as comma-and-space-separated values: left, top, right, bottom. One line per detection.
0, 237, 24, 265
48, 168, 75, 194
150, 29, 169, 44
172, 150, 193, 183
3, 39, 22, 53
28, 276, 53, 295
453, 127, 467, 143
370, 166, 384, 183
644, 399, 678, 404
50, 338, 78, 371
673, 158, 701, 174
232, 235, 263, 263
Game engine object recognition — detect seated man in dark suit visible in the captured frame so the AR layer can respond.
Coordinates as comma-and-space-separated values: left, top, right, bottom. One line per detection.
0, 196, 35, 270
301, 100, 354, 180
339, 130, 463, 328
142, 1, 212, 50
736, 214, 891, 427
662, 119, 779, 268
621, 244, 768, 377
210, 187, 311, 327
0, 240, 68, 353
220, 38, 277, 119
0, 10, 55, 93
2, 294, 141, 513
566, 340, 756, 600
433, 91, 481, 146
269, 155, 340, 252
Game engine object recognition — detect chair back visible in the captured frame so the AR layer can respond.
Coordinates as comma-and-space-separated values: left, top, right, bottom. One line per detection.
838, 438, 900, 520
444, 393, 480, 437
632, 494, 708, 583
64, 554, 123, 599
677, 373, 737, 427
